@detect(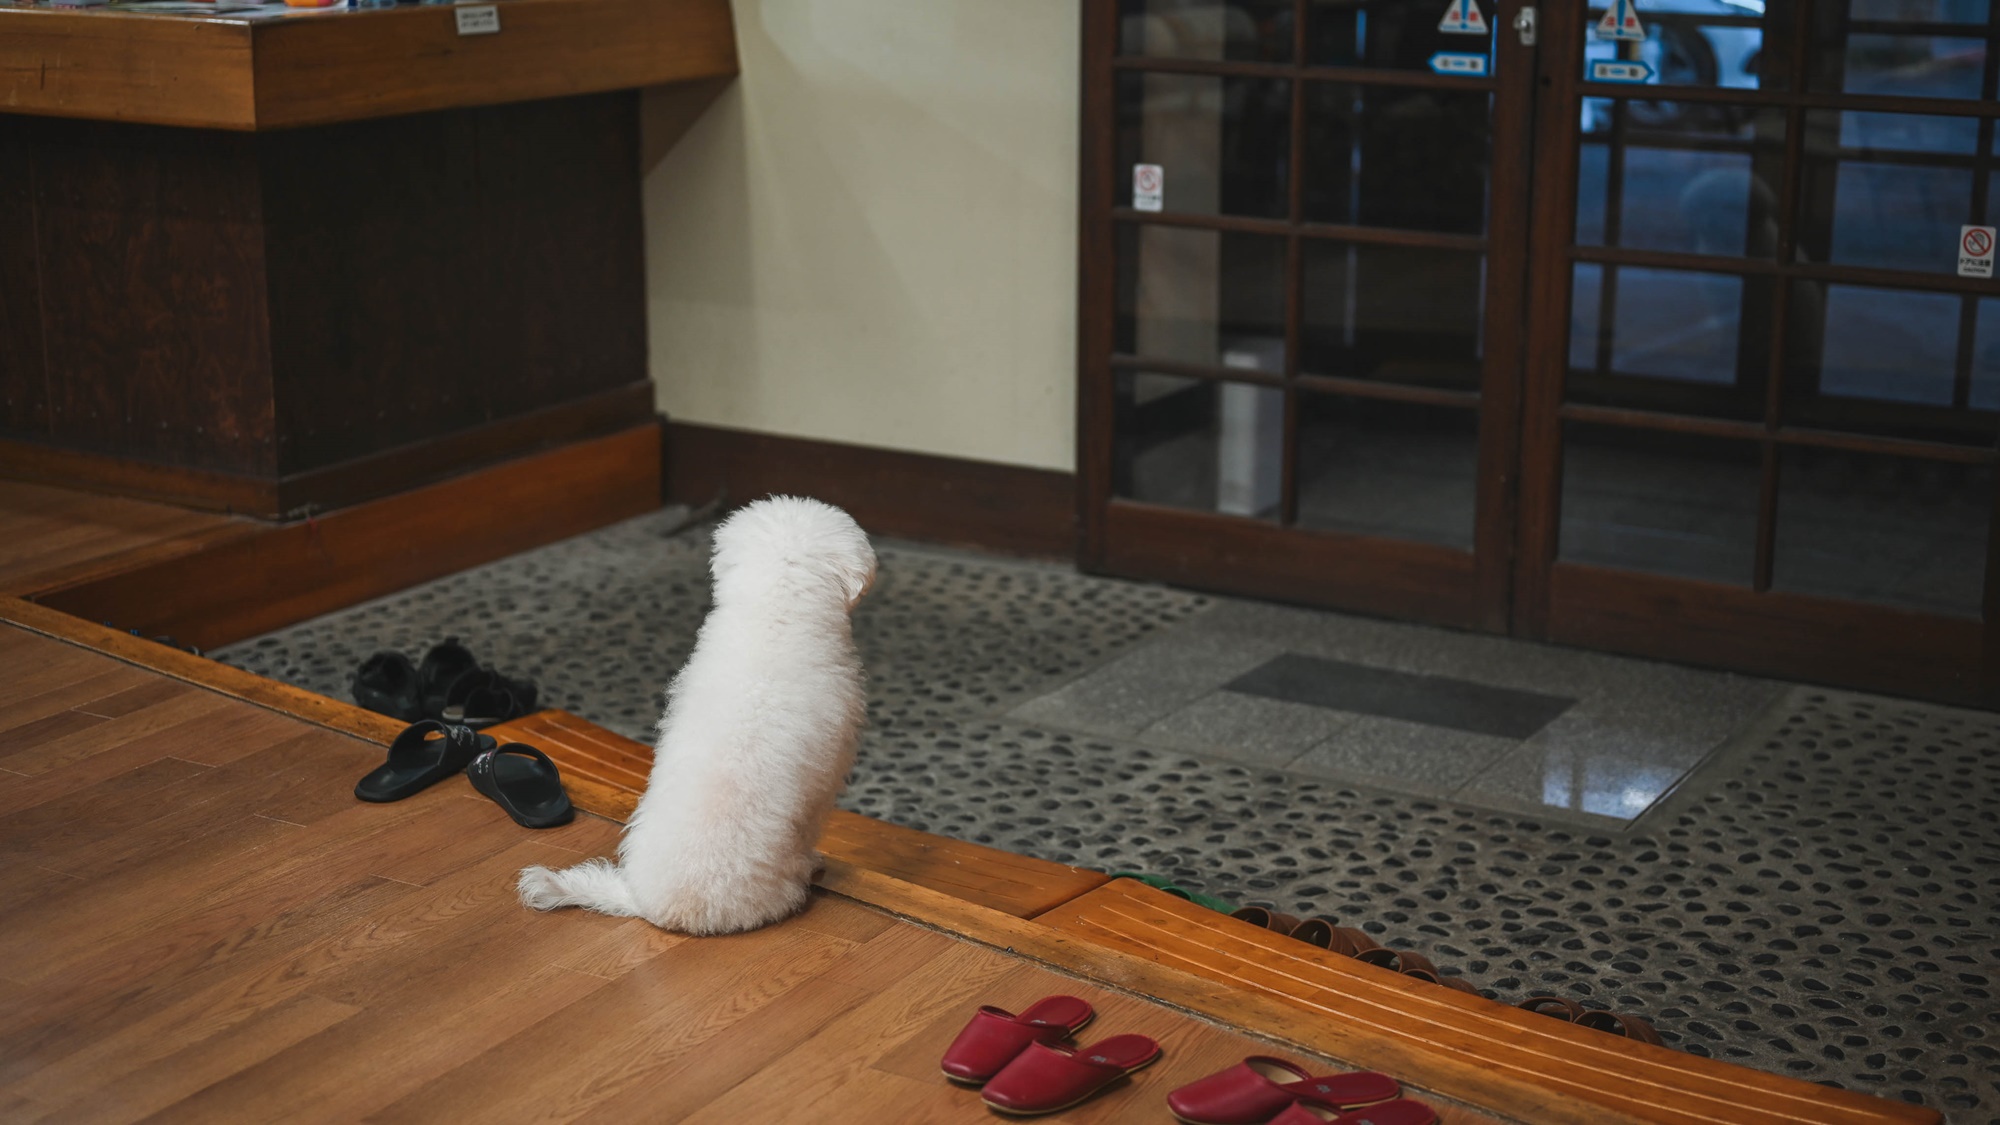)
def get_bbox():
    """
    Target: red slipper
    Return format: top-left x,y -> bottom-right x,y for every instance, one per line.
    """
1270,1097 -> 1438,1125
1168,1057 -> 1399,1125
979,1032 -> 1162,1116
939,995 -> 1095,1084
